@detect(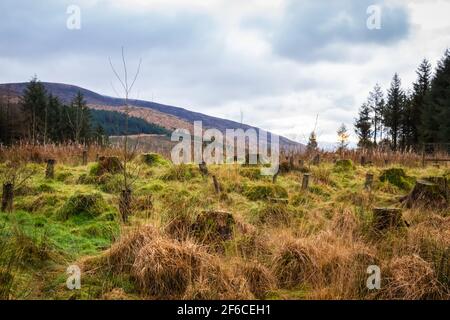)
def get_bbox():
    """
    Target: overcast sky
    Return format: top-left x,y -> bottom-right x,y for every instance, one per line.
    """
1,0 -> 449,146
